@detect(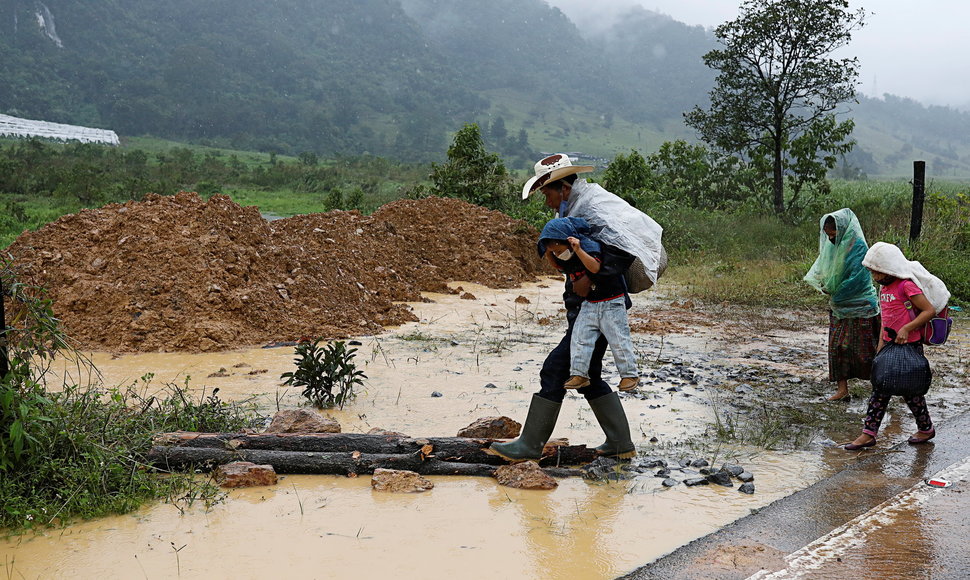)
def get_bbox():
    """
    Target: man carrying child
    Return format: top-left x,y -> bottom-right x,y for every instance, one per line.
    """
490,154 -> 664,462
537,217 -> 640,392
